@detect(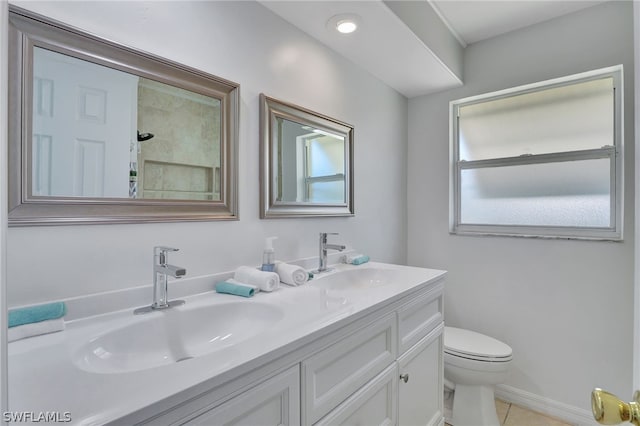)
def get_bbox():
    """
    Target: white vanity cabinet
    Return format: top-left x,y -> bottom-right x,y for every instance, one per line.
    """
307,283 -> 444,426
8,263 -> 446,425
130,276 -> 444,426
